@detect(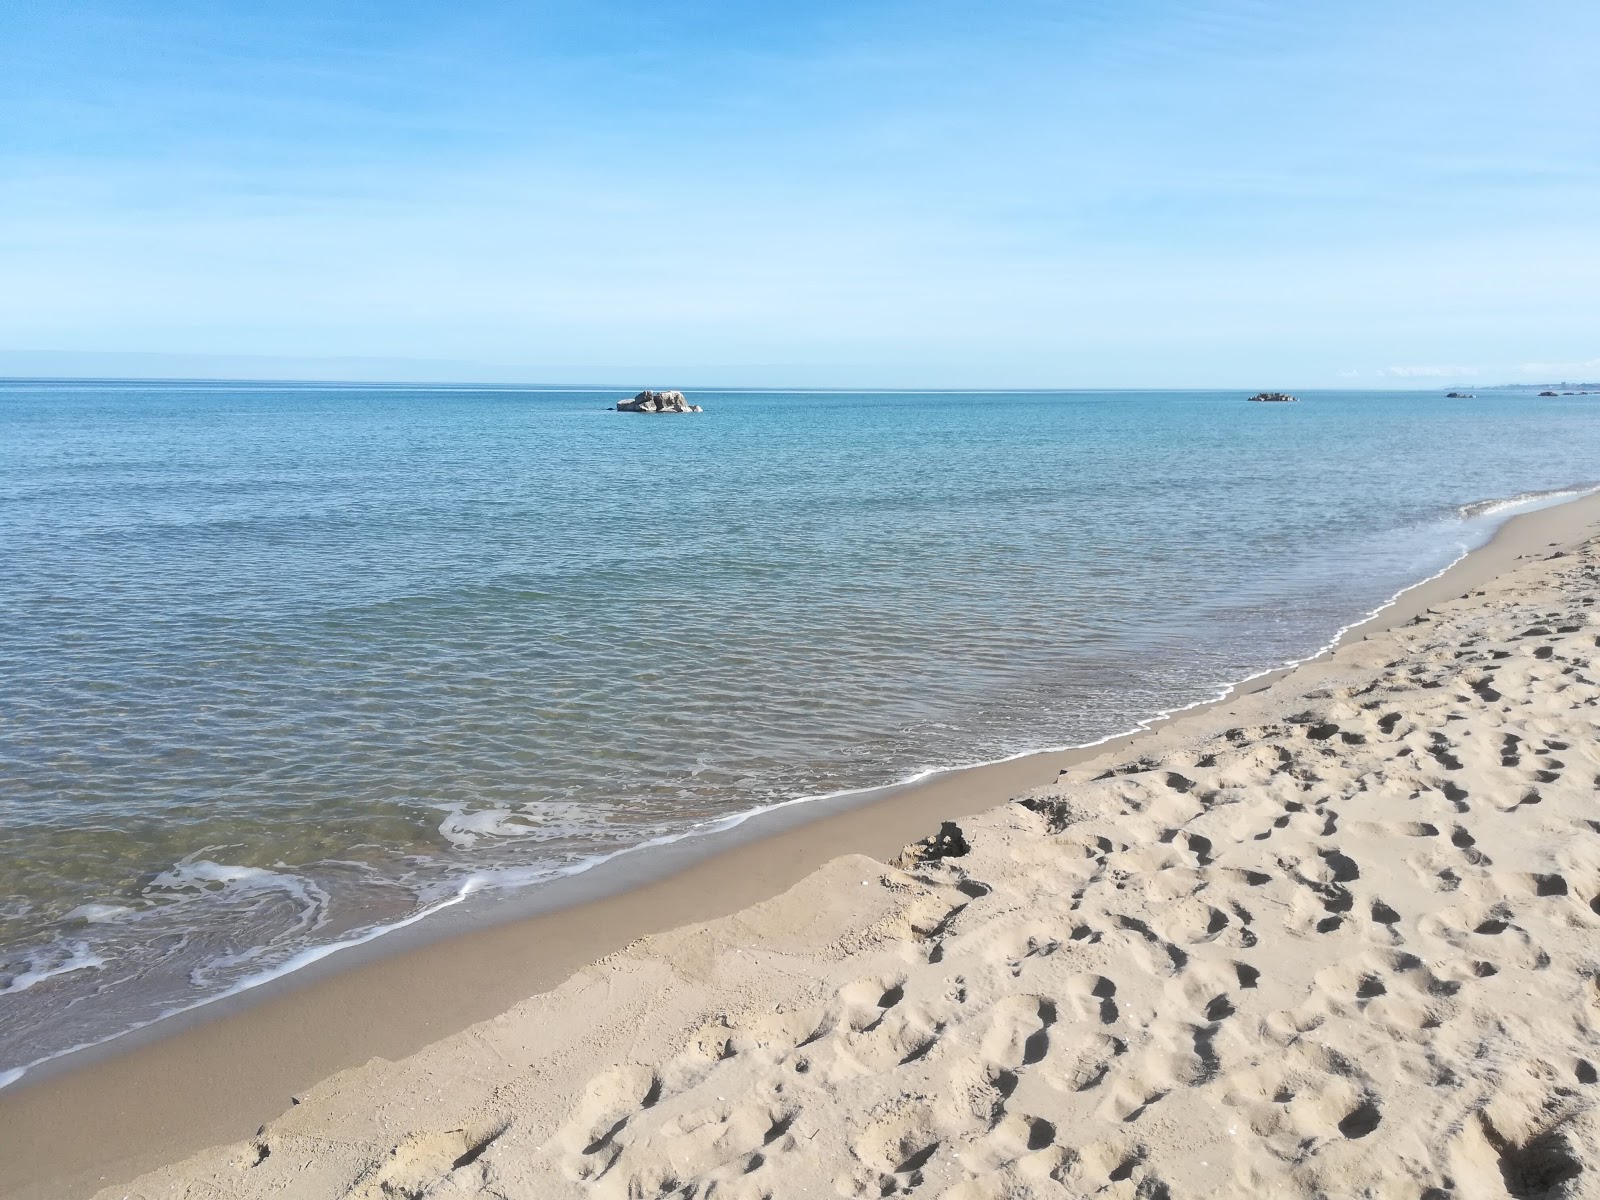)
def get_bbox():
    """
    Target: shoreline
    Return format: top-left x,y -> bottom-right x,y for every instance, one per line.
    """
4,488 -> 1600,1197
3,486 -> 1586,1093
